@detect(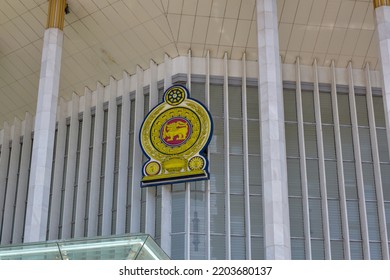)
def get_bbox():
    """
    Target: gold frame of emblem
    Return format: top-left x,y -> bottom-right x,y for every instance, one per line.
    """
139,85 -> 212,187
